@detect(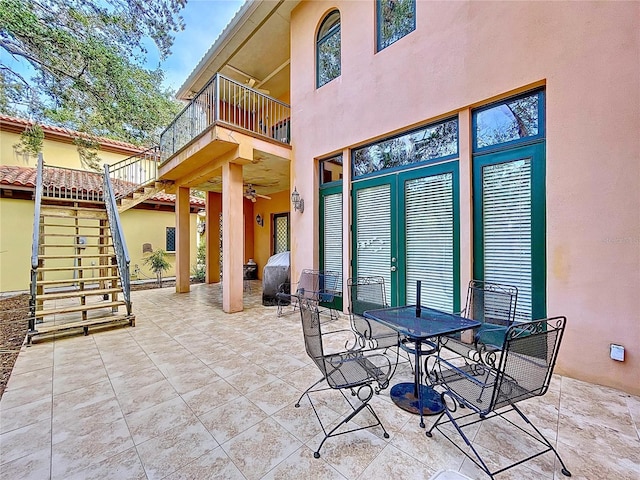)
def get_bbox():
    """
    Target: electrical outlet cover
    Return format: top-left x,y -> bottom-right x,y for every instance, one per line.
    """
610,344 -> 625,362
